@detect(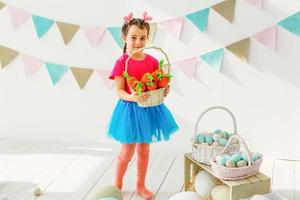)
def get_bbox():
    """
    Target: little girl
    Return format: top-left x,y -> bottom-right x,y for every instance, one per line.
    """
107,12 -> 179,200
